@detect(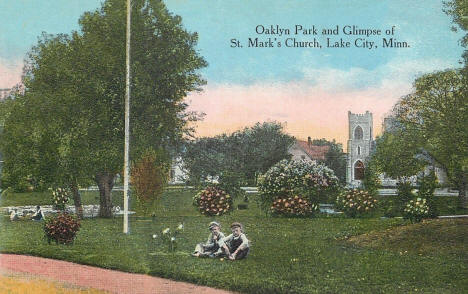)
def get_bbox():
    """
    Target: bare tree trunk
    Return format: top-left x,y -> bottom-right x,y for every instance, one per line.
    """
70,180 -> 83,219
96,172 -> 115,218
